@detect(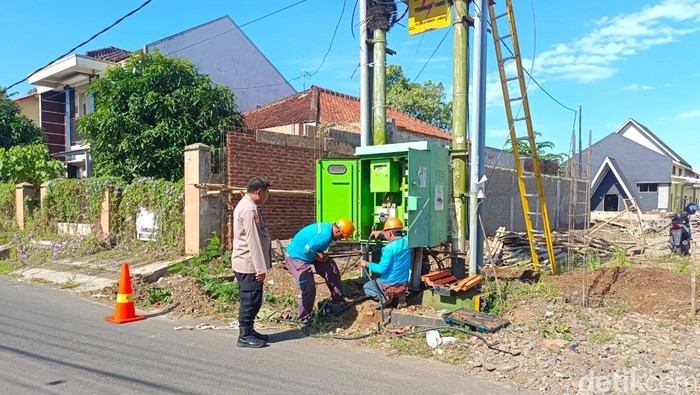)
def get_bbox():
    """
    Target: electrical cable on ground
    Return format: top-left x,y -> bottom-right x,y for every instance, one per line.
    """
392,325 -> 521,356
4,0 -> 154,92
